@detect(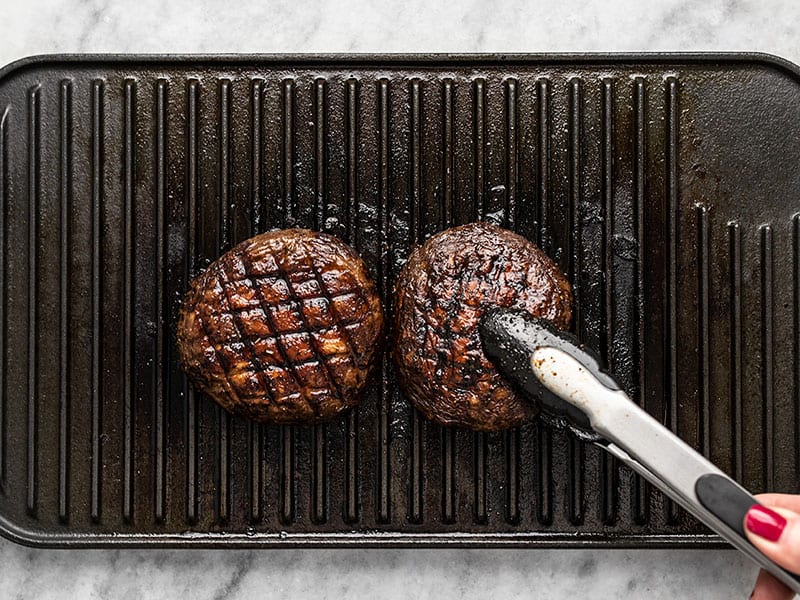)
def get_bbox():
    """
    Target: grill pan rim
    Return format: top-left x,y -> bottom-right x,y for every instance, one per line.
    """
0,513 -> 728,550
2,51 -> 800,81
